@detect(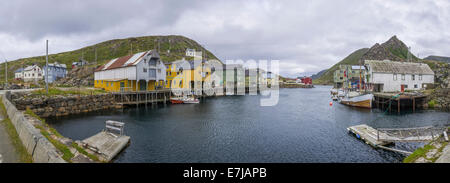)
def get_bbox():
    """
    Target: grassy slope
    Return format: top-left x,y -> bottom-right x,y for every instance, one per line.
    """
313,48 -> 369,85
0,35 -> 220,83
